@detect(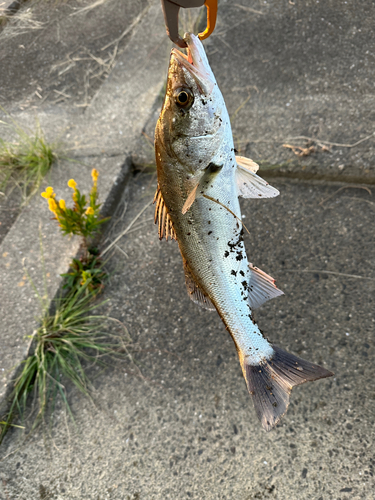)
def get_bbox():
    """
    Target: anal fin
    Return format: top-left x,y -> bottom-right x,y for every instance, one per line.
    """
153,185 -> 177,241
183,258 -> 216,311
247,263 -> 284,309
